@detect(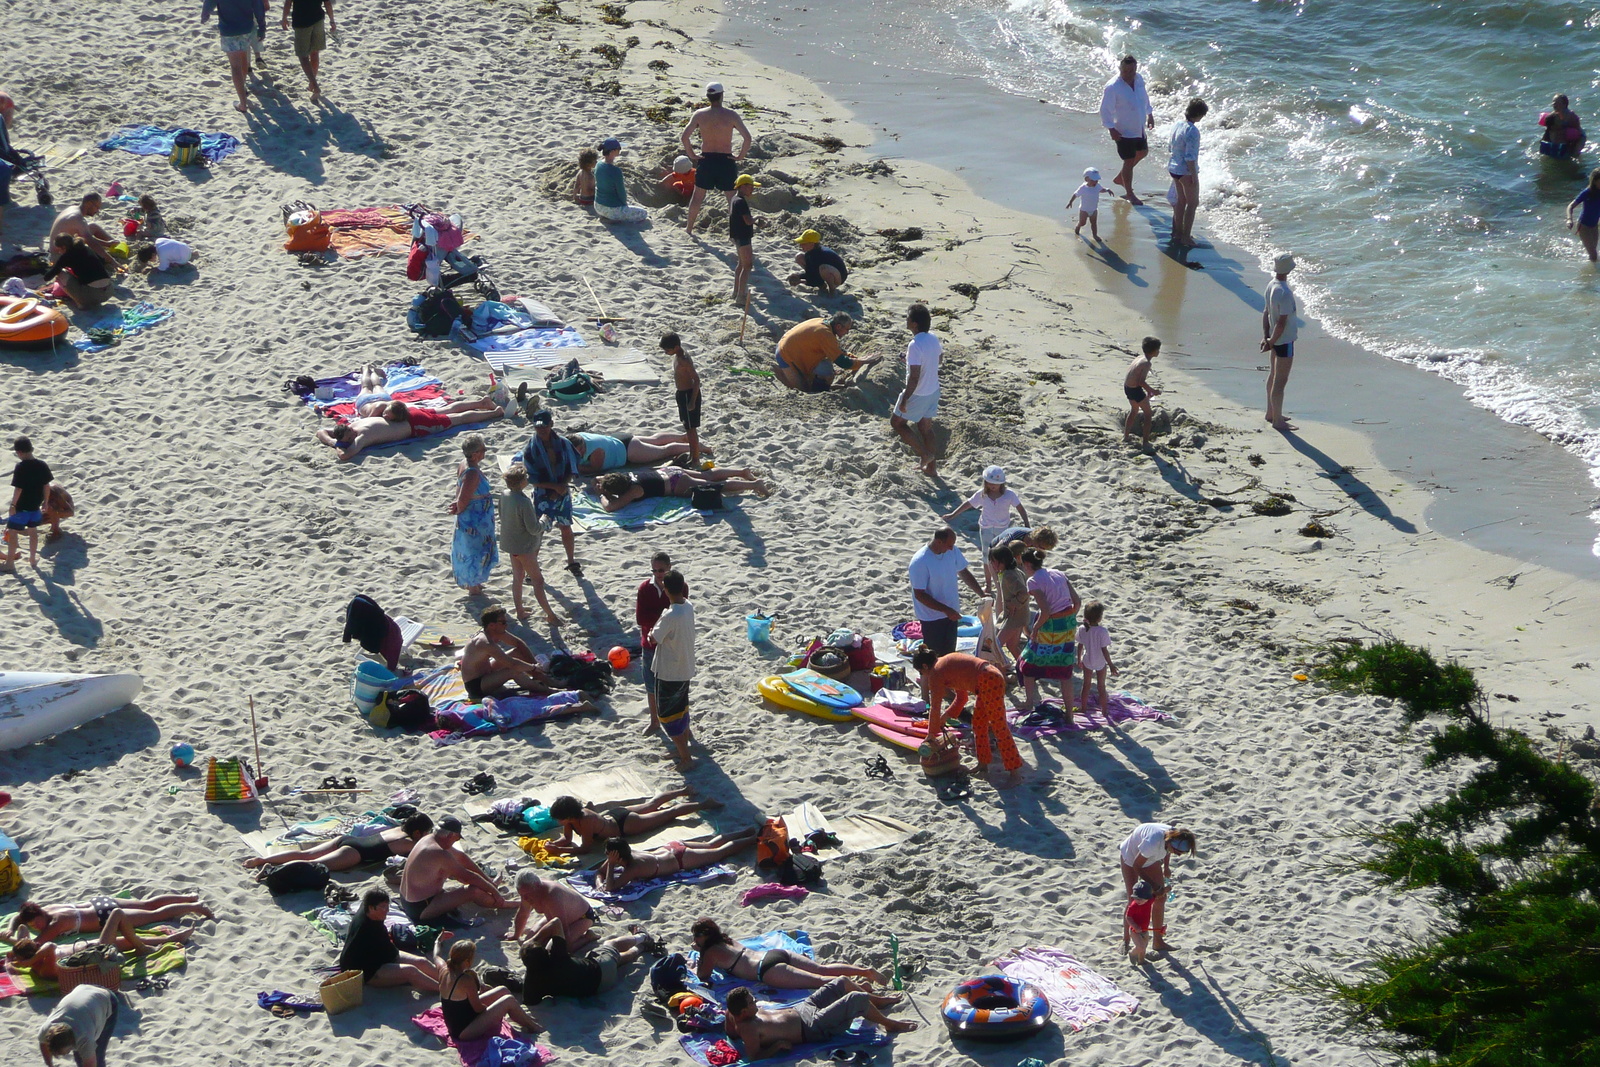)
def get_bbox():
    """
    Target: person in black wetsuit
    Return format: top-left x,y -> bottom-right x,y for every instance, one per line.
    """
337,889 -> 441,992
433,937 -> 543,1041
